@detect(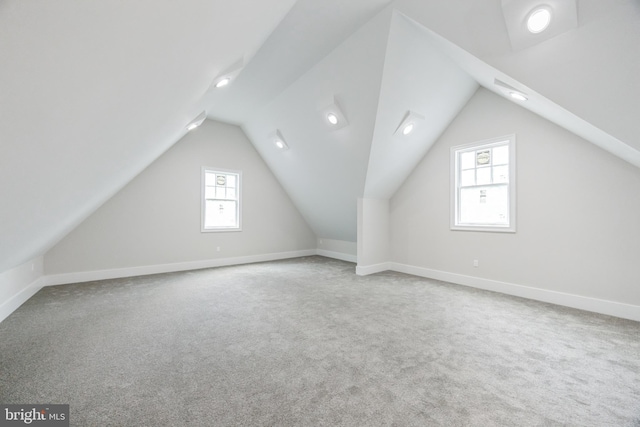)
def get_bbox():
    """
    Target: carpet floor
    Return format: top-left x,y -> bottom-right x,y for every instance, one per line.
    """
1,256 -> 639,426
